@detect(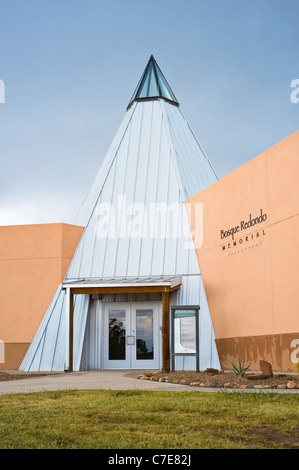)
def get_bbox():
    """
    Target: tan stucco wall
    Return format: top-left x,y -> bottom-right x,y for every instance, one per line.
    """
187,130 -> 299,371
0,223 -> 84,369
